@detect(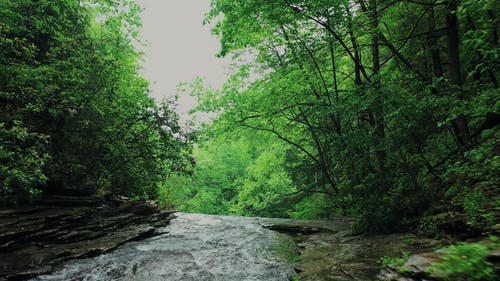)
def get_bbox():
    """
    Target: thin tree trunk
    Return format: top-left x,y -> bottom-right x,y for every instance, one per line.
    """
445,0 -> 462,86
347,5 -> 363,85
428,4 -> 444,78
370,0 -> 380,77
329,40 -> 342,135
487,10 -> 498,45
370,0 -> 386,177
